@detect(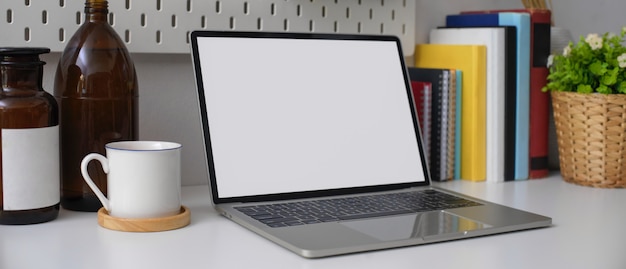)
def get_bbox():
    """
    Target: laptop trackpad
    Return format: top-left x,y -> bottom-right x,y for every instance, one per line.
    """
340,211 -> 491,242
